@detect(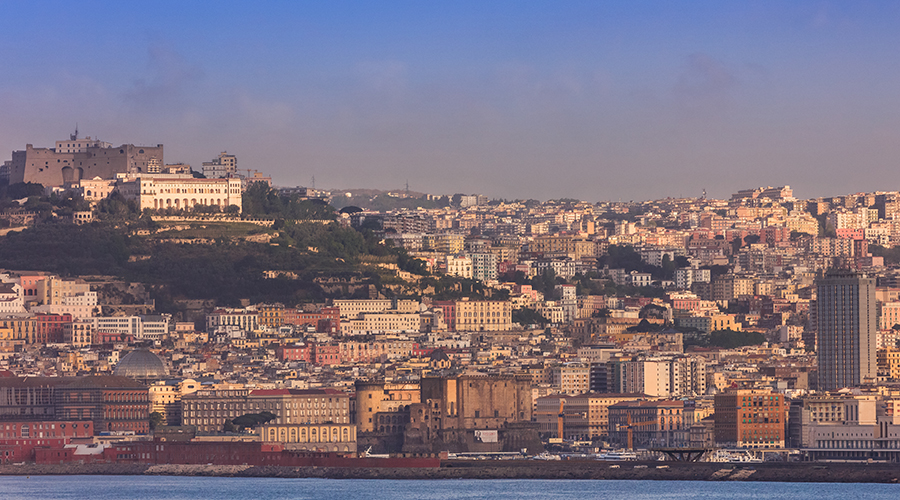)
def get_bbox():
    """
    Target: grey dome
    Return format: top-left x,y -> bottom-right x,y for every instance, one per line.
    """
114,349 -> 168,379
